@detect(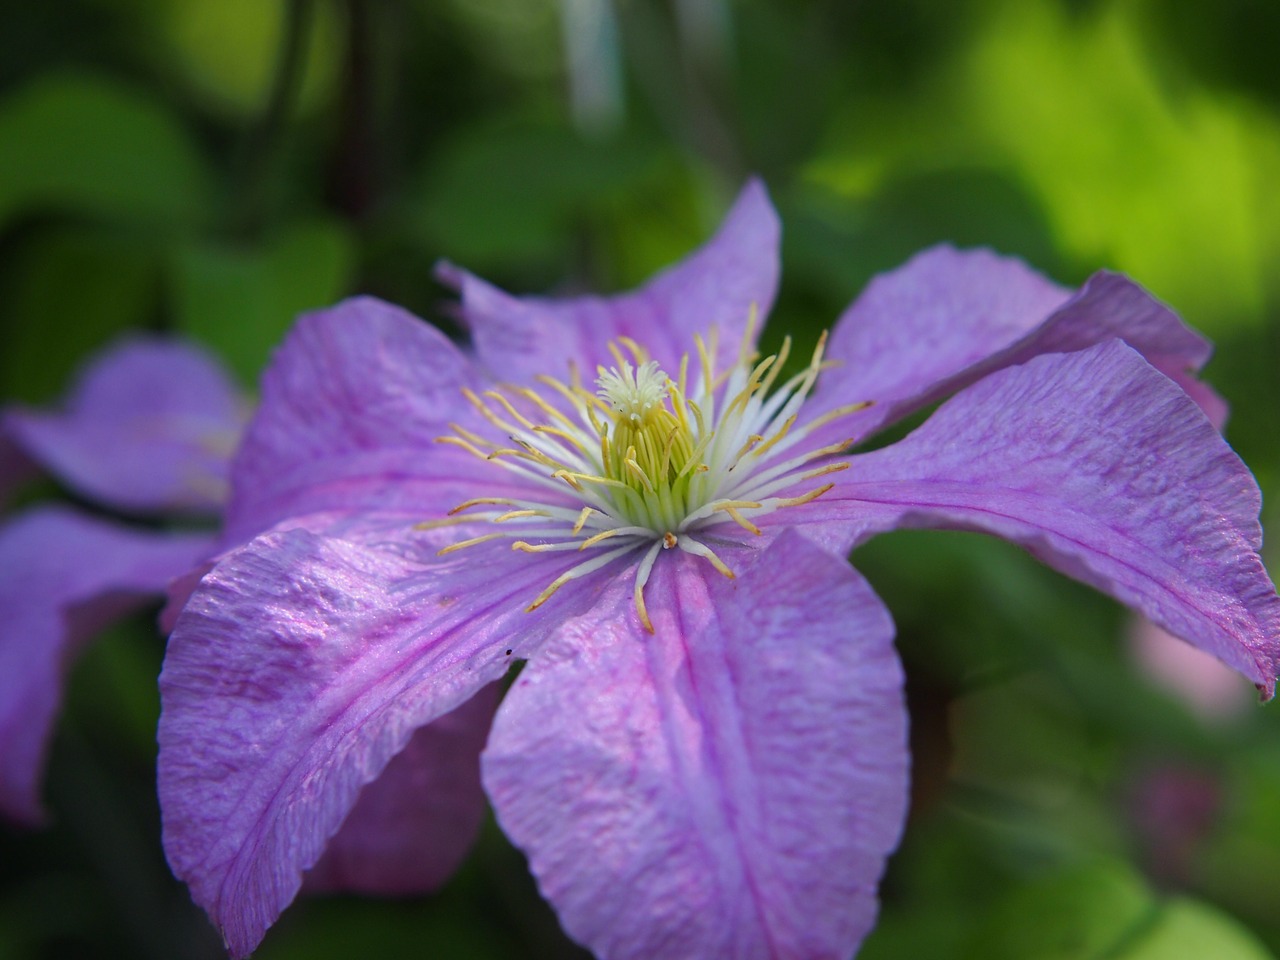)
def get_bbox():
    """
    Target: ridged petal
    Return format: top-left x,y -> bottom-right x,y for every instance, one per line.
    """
483,532 -> 909,960
222,296 -> 492,545
810,247 -> 1220,442
798,341 -> 1280,696
158,529 -> 624,957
